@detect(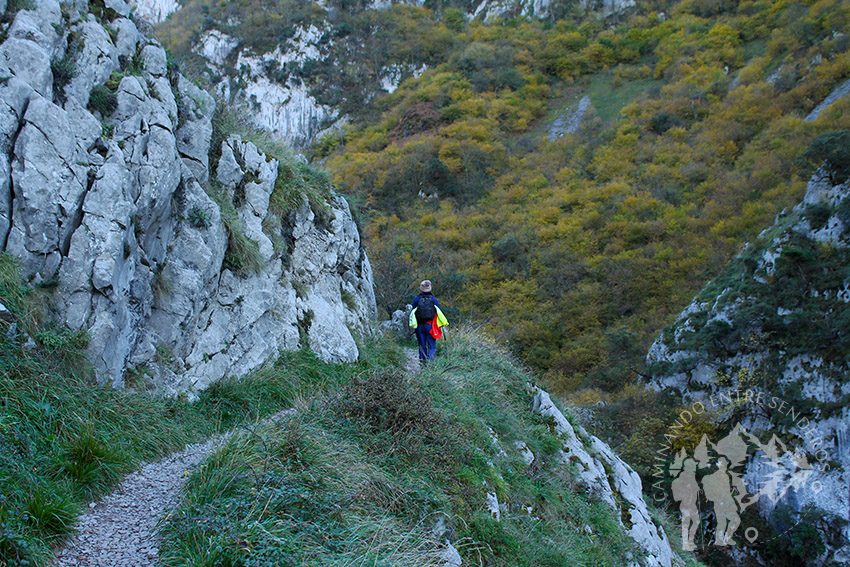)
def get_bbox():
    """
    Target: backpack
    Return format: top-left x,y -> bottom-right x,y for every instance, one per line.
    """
416,295 -> 437,323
